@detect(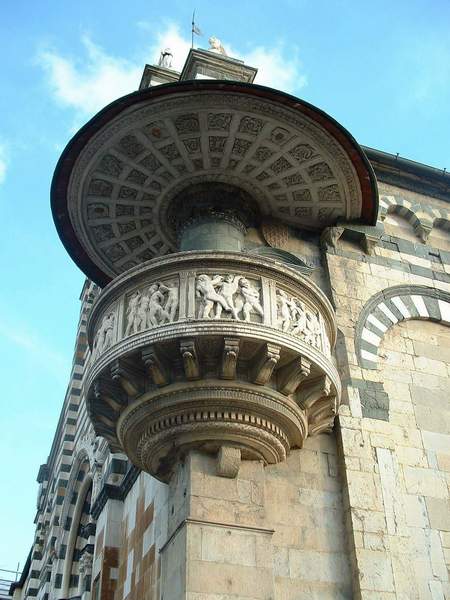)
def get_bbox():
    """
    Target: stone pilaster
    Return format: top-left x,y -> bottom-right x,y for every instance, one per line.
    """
160,451 -> 275,600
